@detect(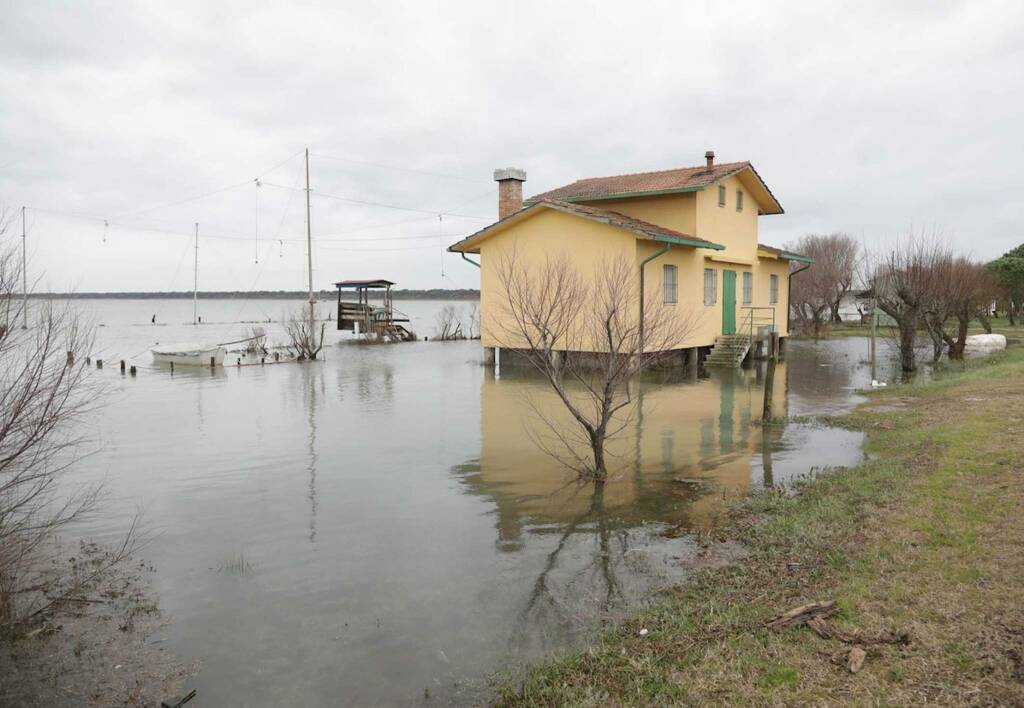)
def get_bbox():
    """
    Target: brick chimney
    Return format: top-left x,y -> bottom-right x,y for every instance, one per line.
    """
494,167 -> 527,219
705,150 -> 715,168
